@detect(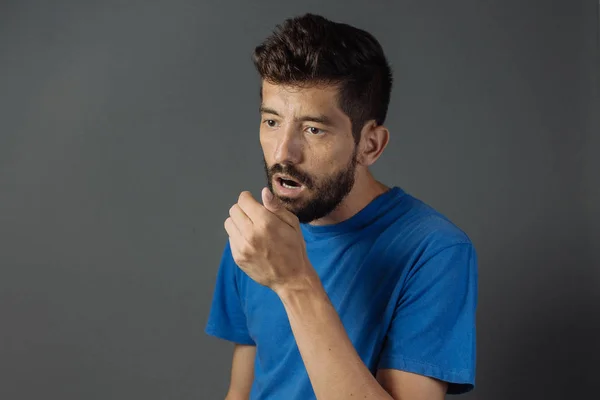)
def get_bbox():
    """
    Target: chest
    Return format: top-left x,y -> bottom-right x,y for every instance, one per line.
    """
240,235 -> 410,355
